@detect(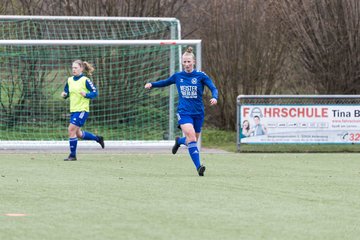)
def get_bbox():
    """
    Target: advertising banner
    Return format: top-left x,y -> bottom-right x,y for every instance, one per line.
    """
239,105 -> 360,144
